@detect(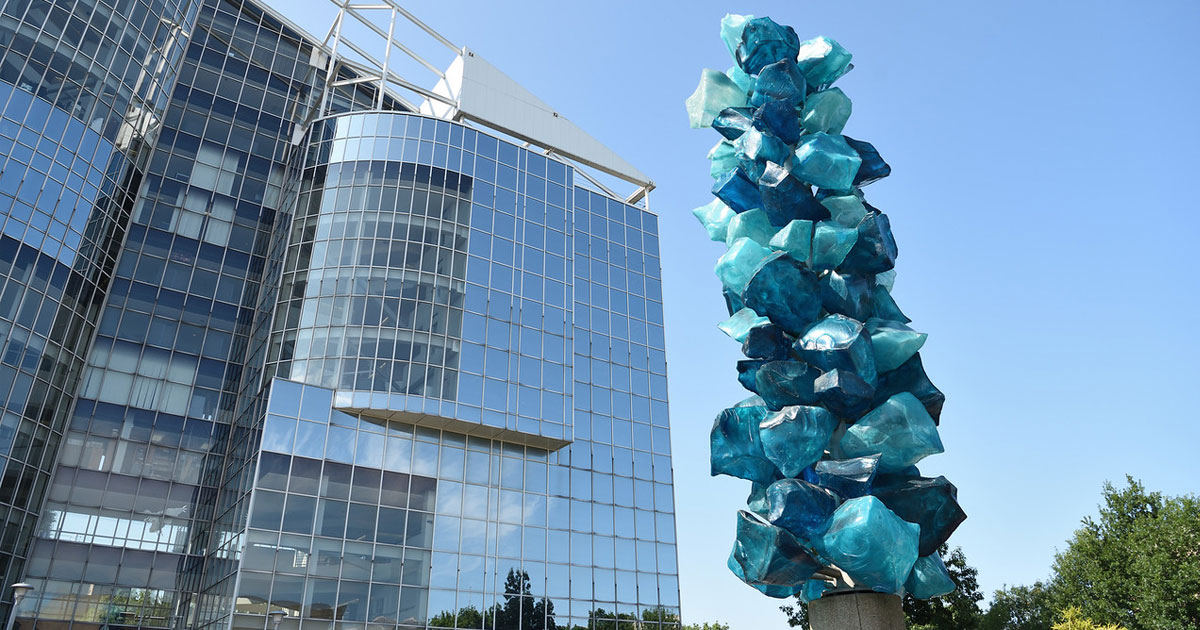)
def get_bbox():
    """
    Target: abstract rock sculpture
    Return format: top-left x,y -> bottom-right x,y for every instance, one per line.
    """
688,14 -> 965,602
